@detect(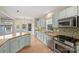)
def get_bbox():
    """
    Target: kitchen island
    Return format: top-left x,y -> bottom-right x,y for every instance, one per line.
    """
0,32 -> 31,53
